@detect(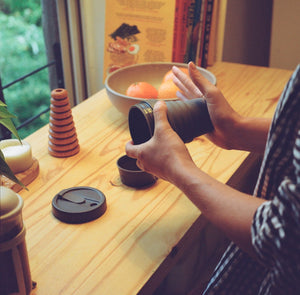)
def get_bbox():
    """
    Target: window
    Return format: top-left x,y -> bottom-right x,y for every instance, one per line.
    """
0,0 -> 64,139
0,0 -> 90,139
